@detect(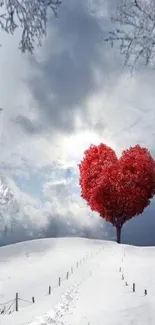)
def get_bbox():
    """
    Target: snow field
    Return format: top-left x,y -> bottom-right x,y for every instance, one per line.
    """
0,238 -> 155,325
